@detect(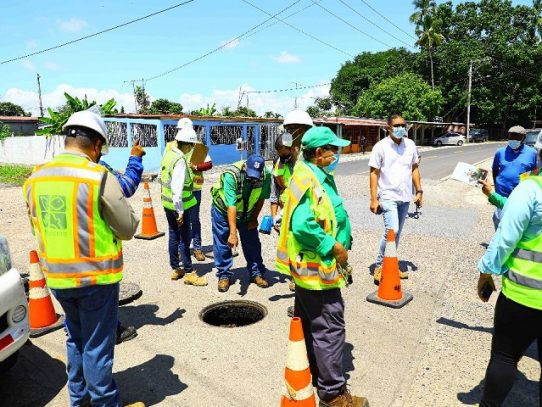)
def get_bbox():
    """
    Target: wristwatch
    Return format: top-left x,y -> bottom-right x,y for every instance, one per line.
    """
416,190 -> 423,194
